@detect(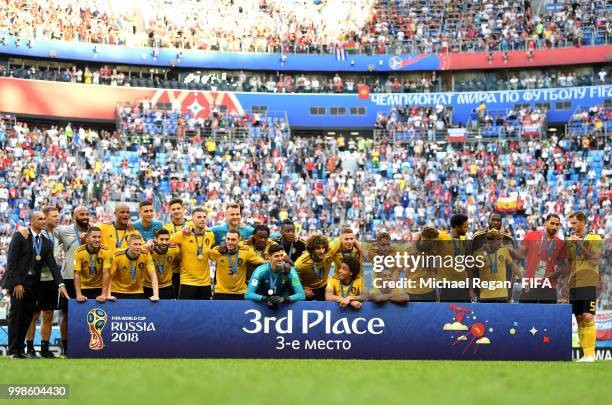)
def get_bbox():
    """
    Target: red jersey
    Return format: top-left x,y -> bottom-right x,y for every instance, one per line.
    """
522,230 -> 566,287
